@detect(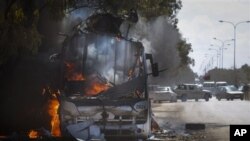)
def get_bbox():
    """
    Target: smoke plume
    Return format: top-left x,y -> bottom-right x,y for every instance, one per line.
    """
121,16 -> 195,86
